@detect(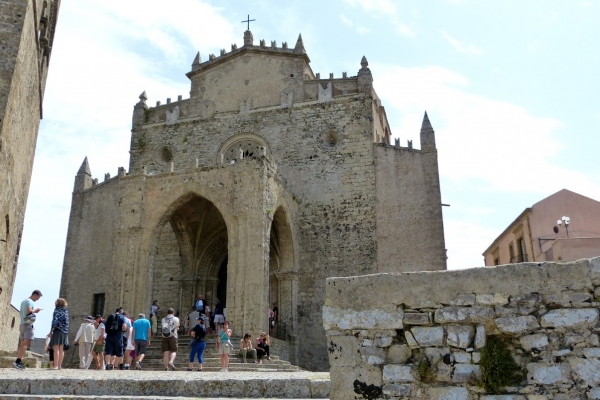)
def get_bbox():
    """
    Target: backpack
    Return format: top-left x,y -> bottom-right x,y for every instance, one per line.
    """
106,313 -> 122,335
162,316 -> 176,337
